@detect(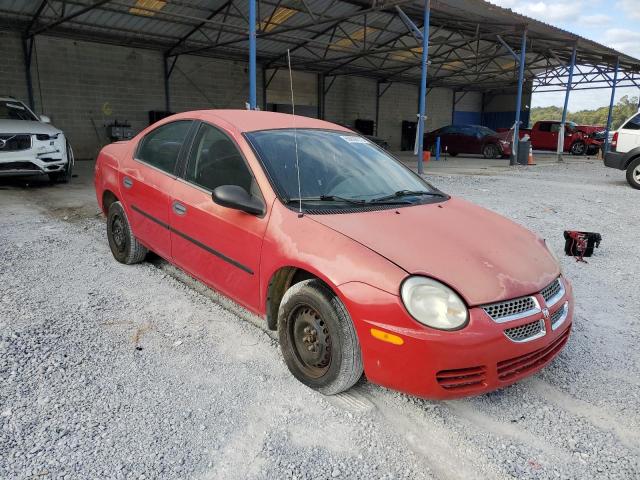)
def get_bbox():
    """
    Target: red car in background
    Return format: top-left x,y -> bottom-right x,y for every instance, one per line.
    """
511,121 -> 604,155
94,110 -> 573,399
423,124 -> 513,159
